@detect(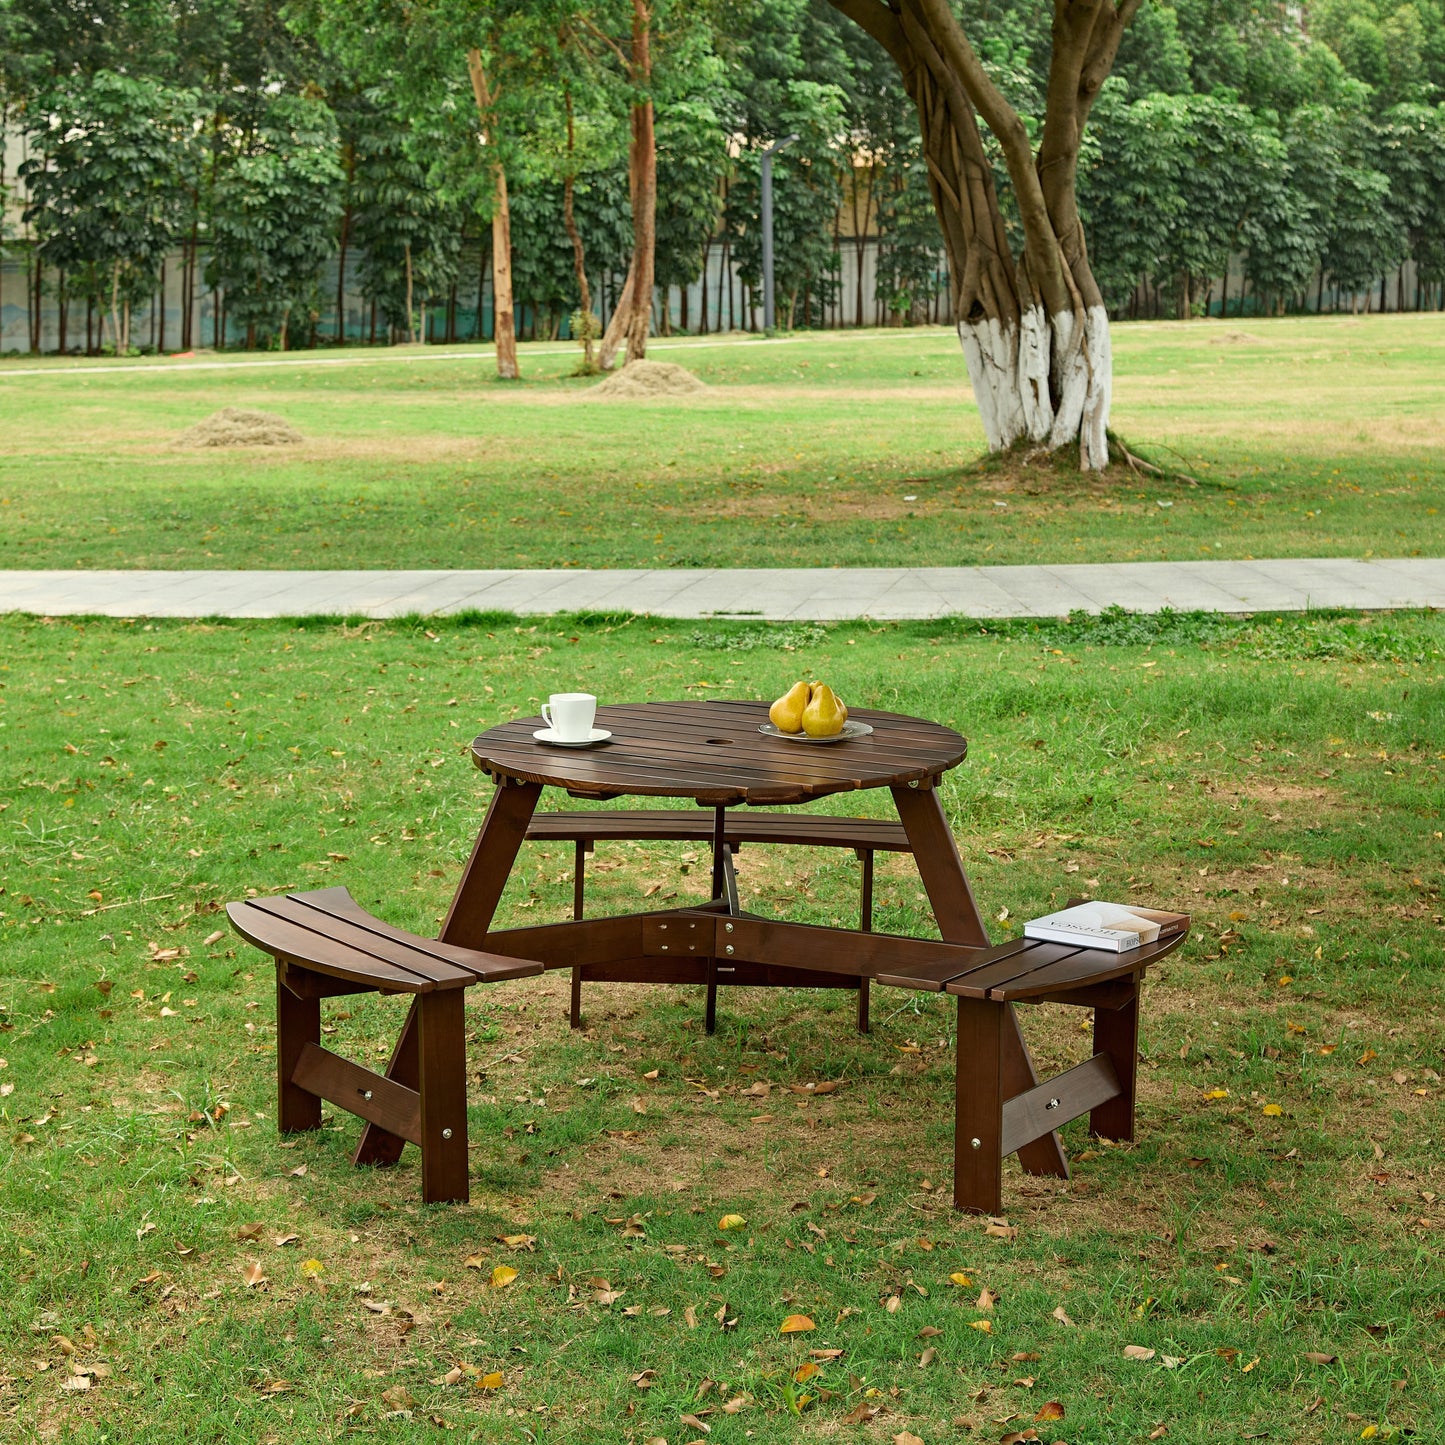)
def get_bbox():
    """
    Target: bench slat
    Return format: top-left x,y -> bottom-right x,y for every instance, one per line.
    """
287,886 -> 541,981
228,901 -> 437,993
525,809 -> 911,852
253,894 -> 478,988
